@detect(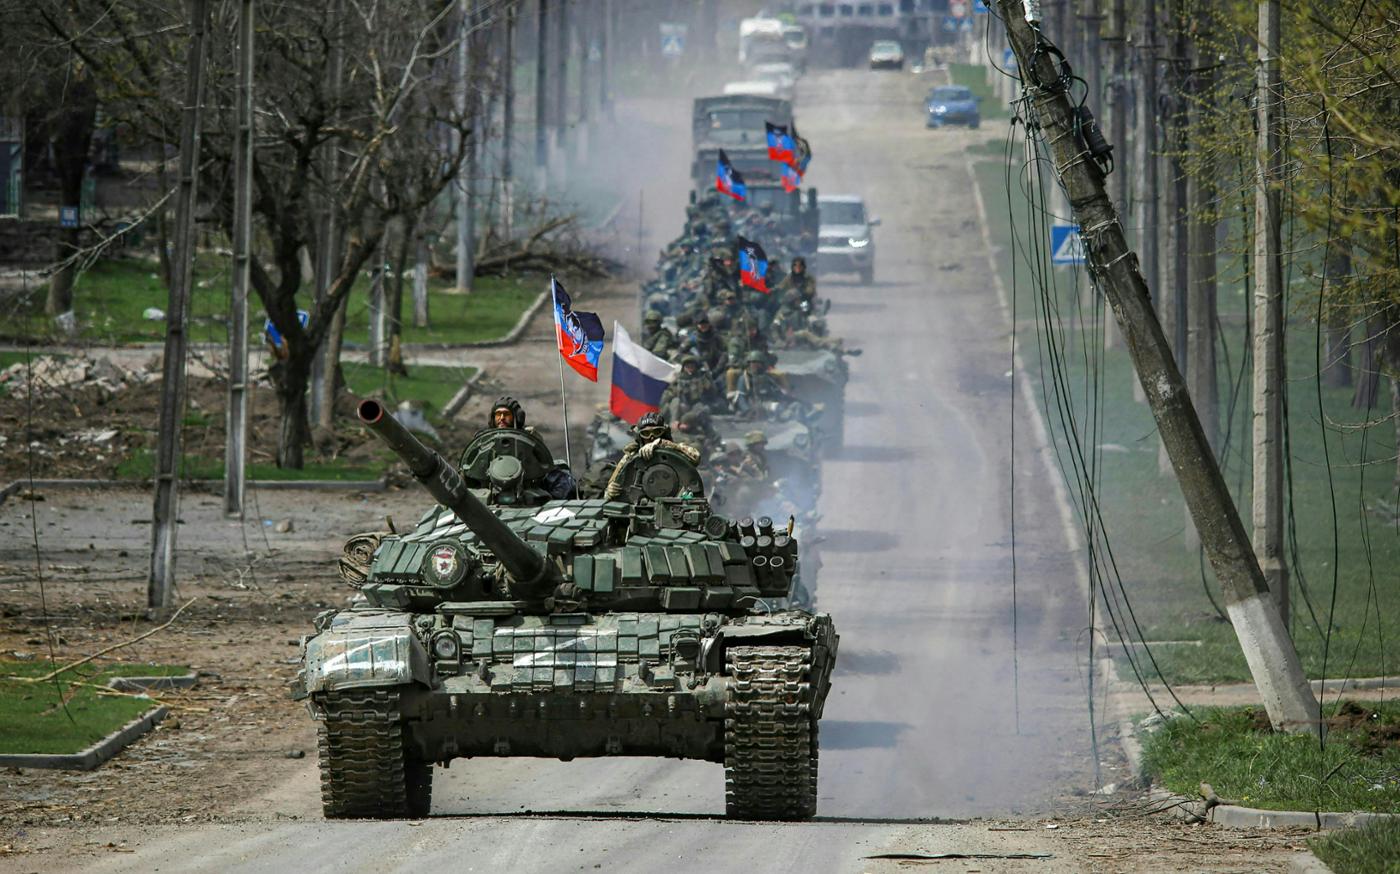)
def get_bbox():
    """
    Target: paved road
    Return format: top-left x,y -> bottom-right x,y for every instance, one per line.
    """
40,67 -> 1099,873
